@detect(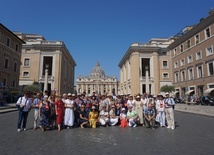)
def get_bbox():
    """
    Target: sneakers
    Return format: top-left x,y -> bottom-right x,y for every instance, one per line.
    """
23,128 -> 27,131
133,124 -> 137,128
167,126 -> 171,129
171,127 -> 175,130
17,129 -> 21,132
